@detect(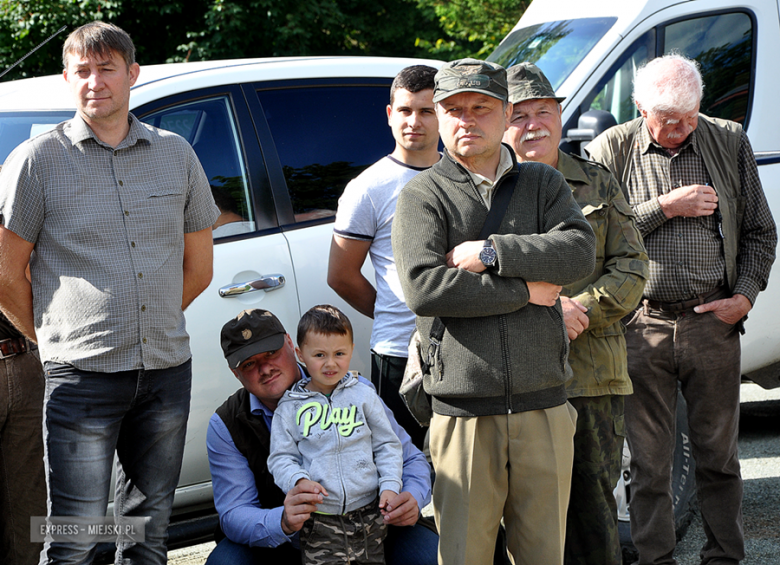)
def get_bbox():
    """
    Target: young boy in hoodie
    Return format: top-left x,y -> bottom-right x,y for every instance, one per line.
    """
268,305 -> 403,565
